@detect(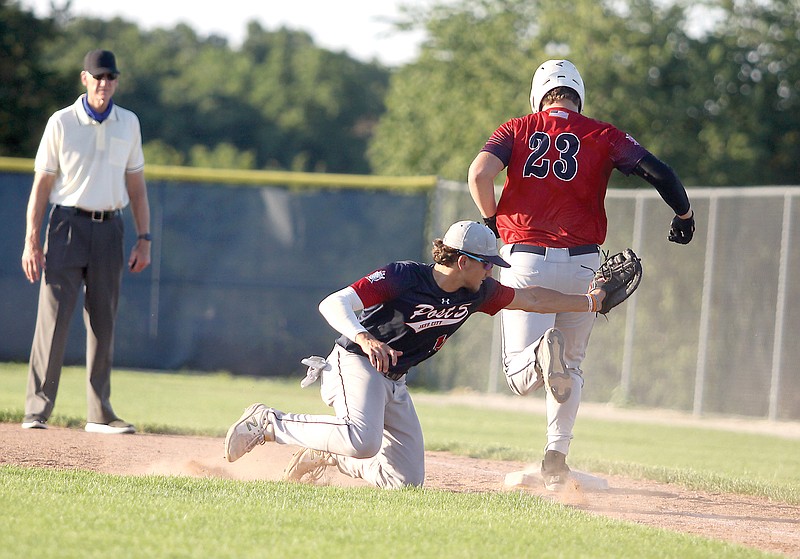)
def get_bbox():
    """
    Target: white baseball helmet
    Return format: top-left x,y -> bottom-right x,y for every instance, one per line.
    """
529,59 -> 585,113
